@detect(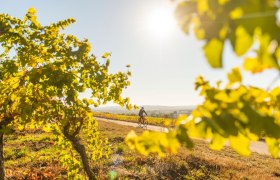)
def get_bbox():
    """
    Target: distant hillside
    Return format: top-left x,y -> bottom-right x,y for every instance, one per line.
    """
92,105 -> 196,116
